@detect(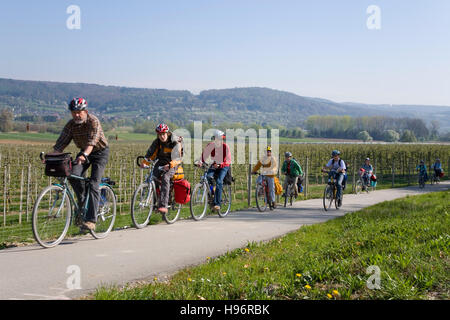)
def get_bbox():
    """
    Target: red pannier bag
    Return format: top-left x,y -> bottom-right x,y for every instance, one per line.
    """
173,179 -> 191,204
439,171 -> 445,178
